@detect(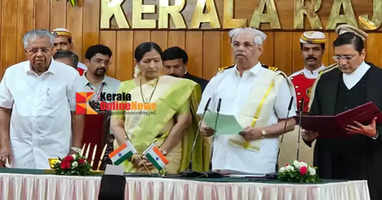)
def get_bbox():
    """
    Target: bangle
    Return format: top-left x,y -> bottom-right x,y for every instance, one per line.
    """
70,146 -> 81,153
161,150 -> 168,156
